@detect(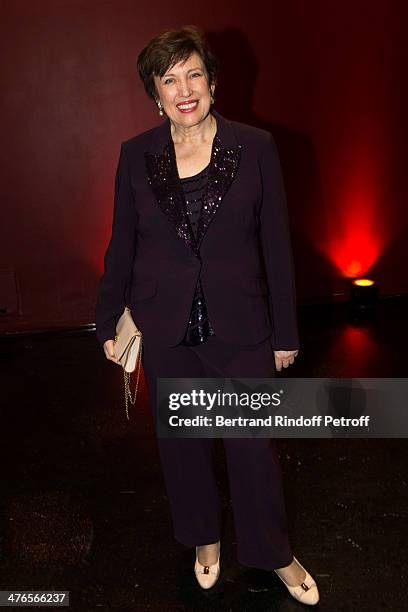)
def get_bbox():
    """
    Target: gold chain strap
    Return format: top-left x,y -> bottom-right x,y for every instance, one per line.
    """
123,337 -> 143,420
